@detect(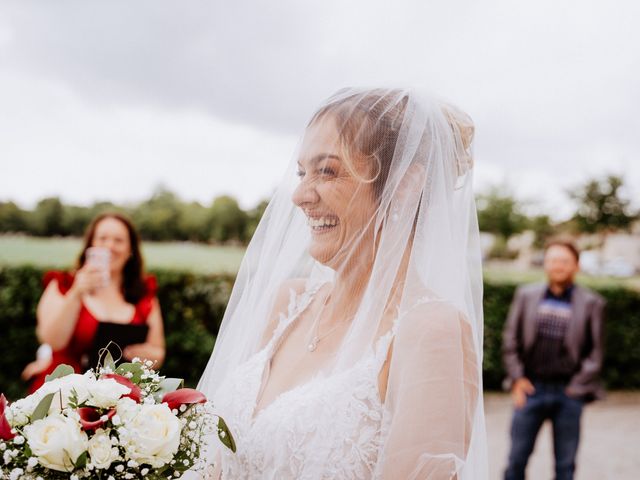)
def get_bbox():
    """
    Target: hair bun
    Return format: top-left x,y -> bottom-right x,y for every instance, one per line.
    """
442,103 -> 474,176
